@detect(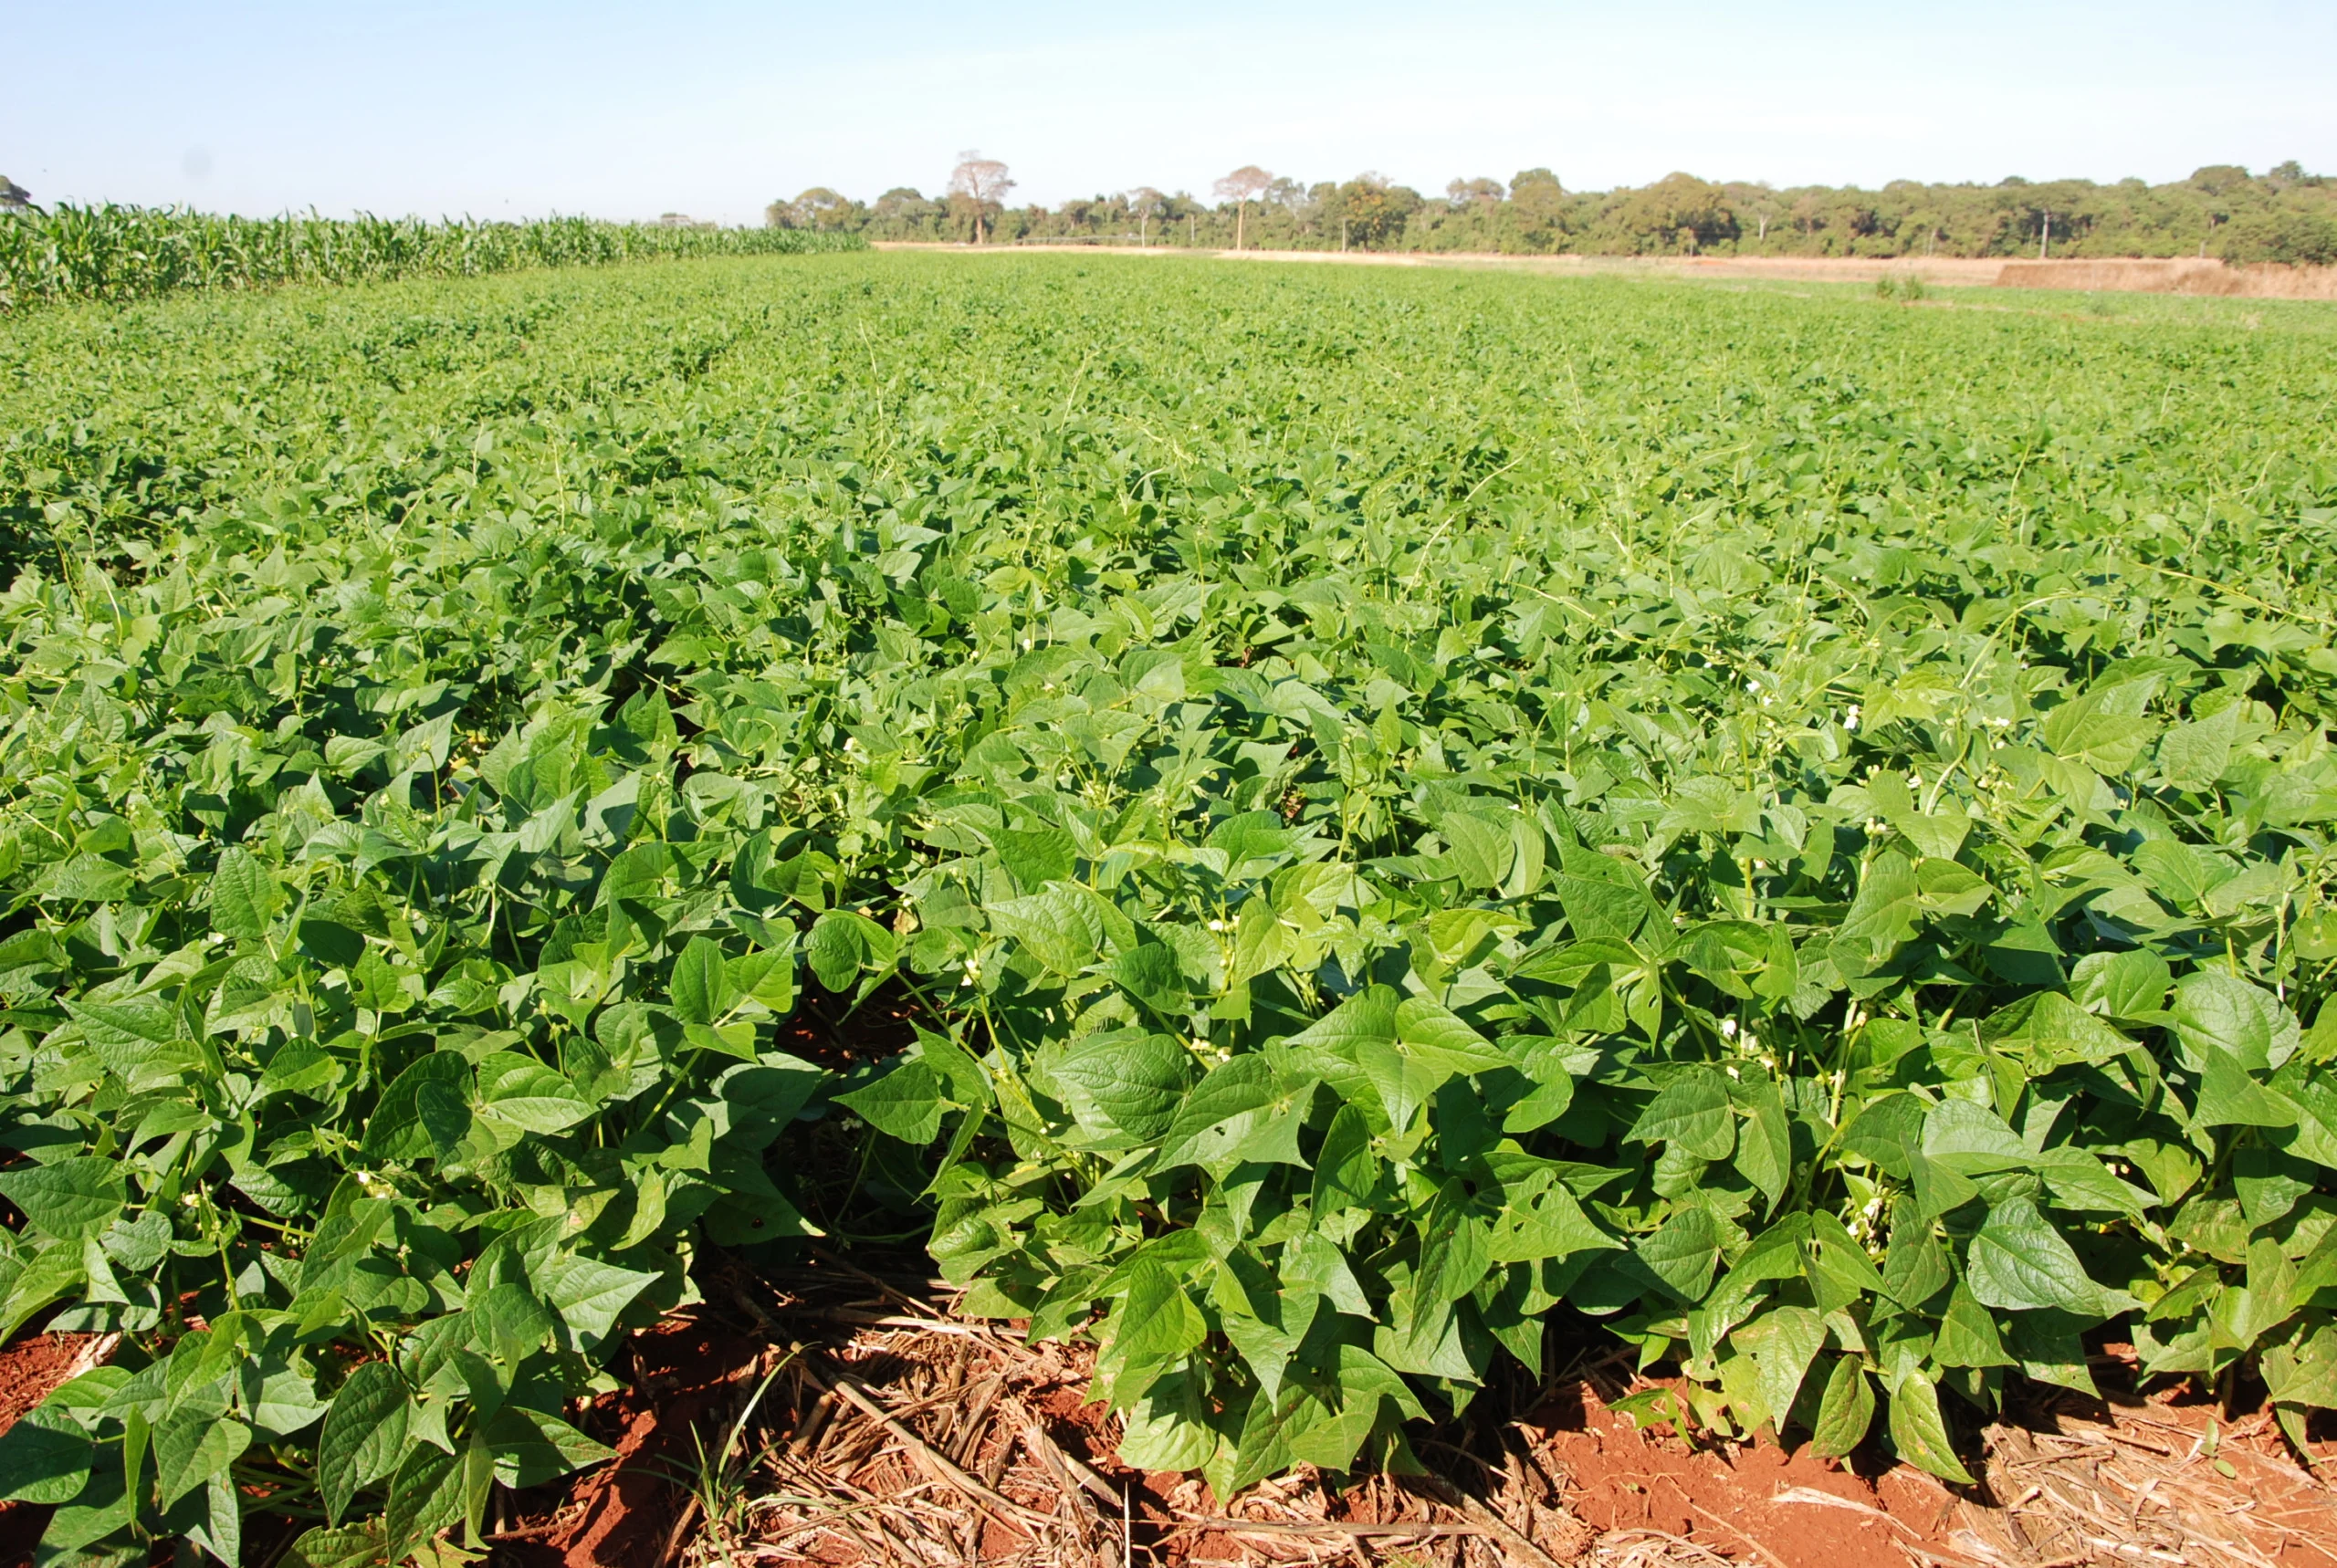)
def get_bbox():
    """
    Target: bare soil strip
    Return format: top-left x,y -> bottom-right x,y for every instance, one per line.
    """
867,242 -> 2337,298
